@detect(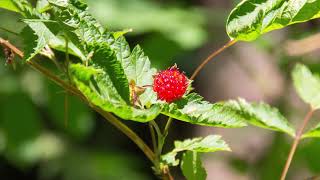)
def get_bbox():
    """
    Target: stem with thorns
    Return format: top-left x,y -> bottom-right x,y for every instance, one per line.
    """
280,107 -> 315,180
190,39 -> 237,80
